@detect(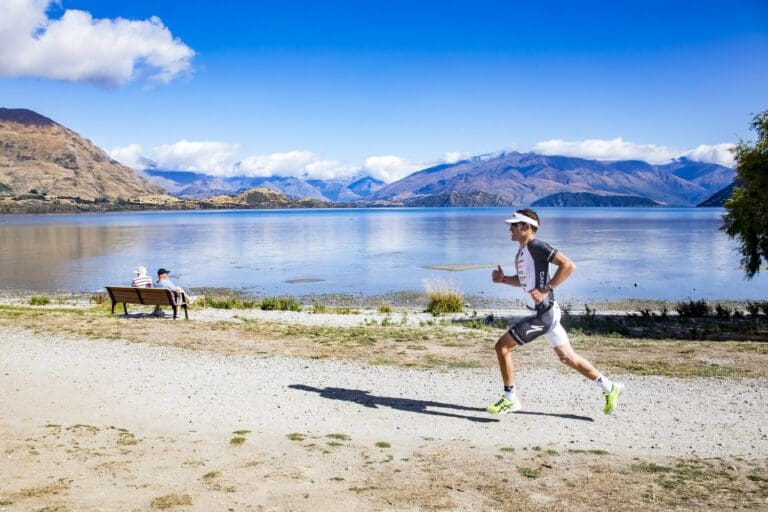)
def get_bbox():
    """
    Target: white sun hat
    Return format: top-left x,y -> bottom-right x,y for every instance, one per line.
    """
504,212 -> 539,228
